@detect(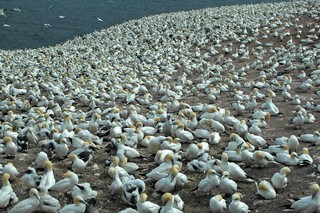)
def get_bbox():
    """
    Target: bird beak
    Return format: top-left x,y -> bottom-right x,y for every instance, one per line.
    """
81,199 -> 89,206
